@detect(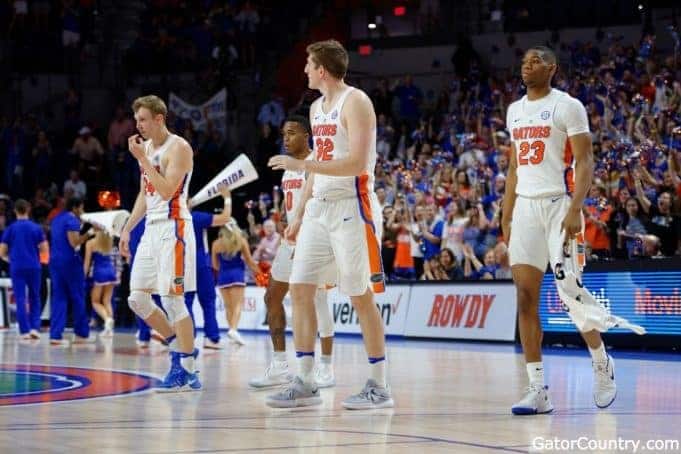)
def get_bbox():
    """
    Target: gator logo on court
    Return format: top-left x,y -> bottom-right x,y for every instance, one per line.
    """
0,364 -> 158,406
